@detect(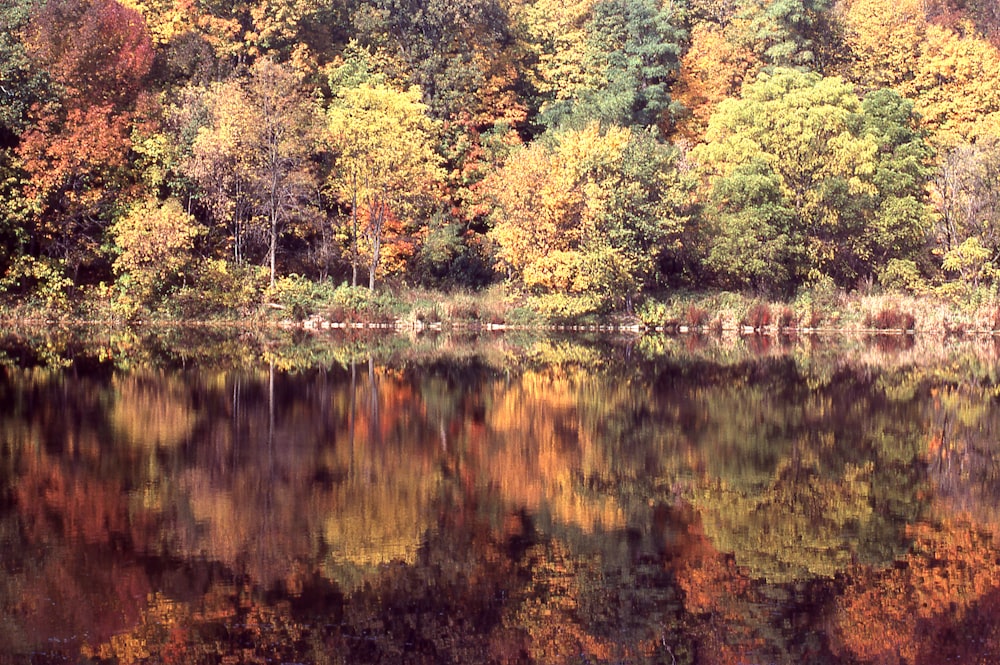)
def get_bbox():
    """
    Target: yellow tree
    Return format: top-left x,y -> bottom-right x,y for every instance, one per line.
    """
671,22 -> 756,143
109,197 -> 205,315
484,123 -> 683,311
326,83 -> 444,290
186,59 -> 319,285
841,0 -> 1000,146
